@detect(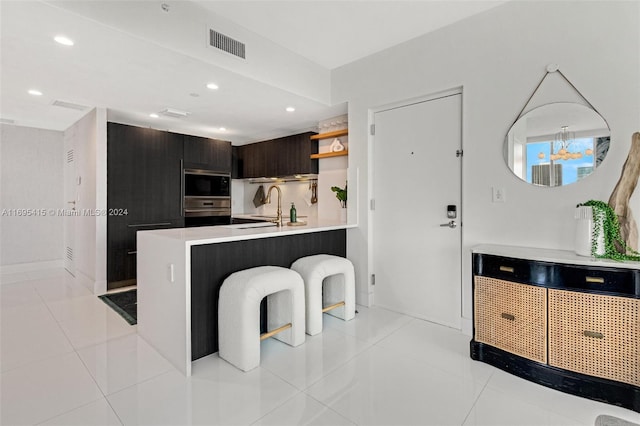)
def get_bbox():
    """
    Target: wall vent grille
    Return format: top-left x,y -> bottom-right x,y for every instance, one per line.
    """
52,100 -> 90,111
66,246 -> 73,261
67,149 -> 74,163
209,29 -> 245,59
